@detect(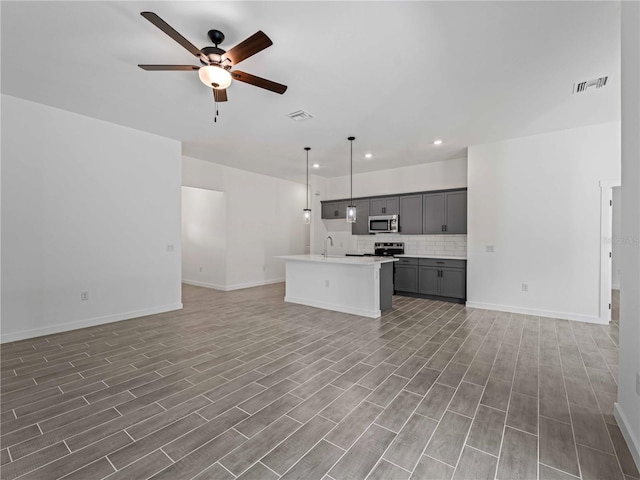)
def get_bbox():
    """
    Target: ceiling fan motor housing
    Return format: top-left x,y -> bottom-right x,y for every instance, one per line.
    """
200,46 -> 227,66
